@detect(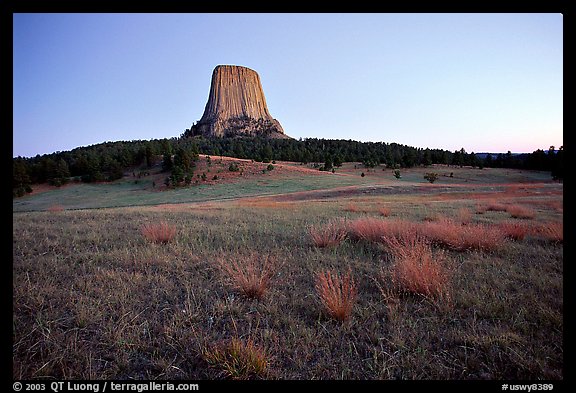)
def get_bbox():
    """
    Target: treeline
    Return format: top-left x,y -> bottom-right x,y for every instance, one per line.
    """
13,136 -> 563,197
183,137 -> 563,178
12,138 -> 199,197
